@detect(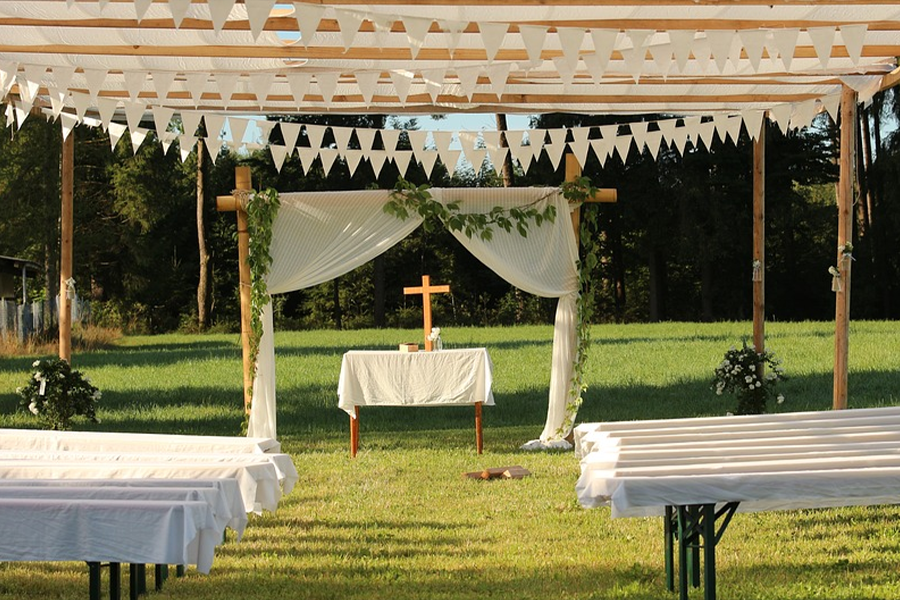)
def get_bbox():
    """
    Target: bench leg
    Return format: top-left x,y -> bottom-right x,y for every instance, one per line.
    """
88,562 -> 102,600
664,506 -> 675,592
702,504 -> 716,600
154,565 -> 168,591
109,563 -> 121,600
676,507 -> 689,600
176,565 -> 185,577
